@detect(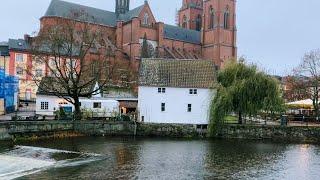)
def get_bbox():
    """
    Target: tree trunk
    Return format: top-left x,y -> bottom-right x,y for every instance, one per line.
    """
73,97 -> 82,121
238,111 -> 243,124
